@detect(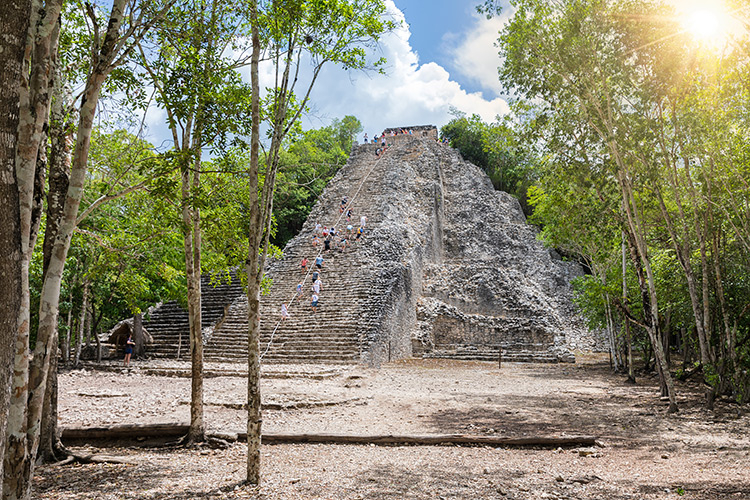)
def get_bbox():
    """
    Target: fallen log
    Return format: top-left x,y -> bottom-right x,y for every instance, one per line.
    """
61,425 -> 597,449
256,433 -> 597,448
62,422 -> 189,440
